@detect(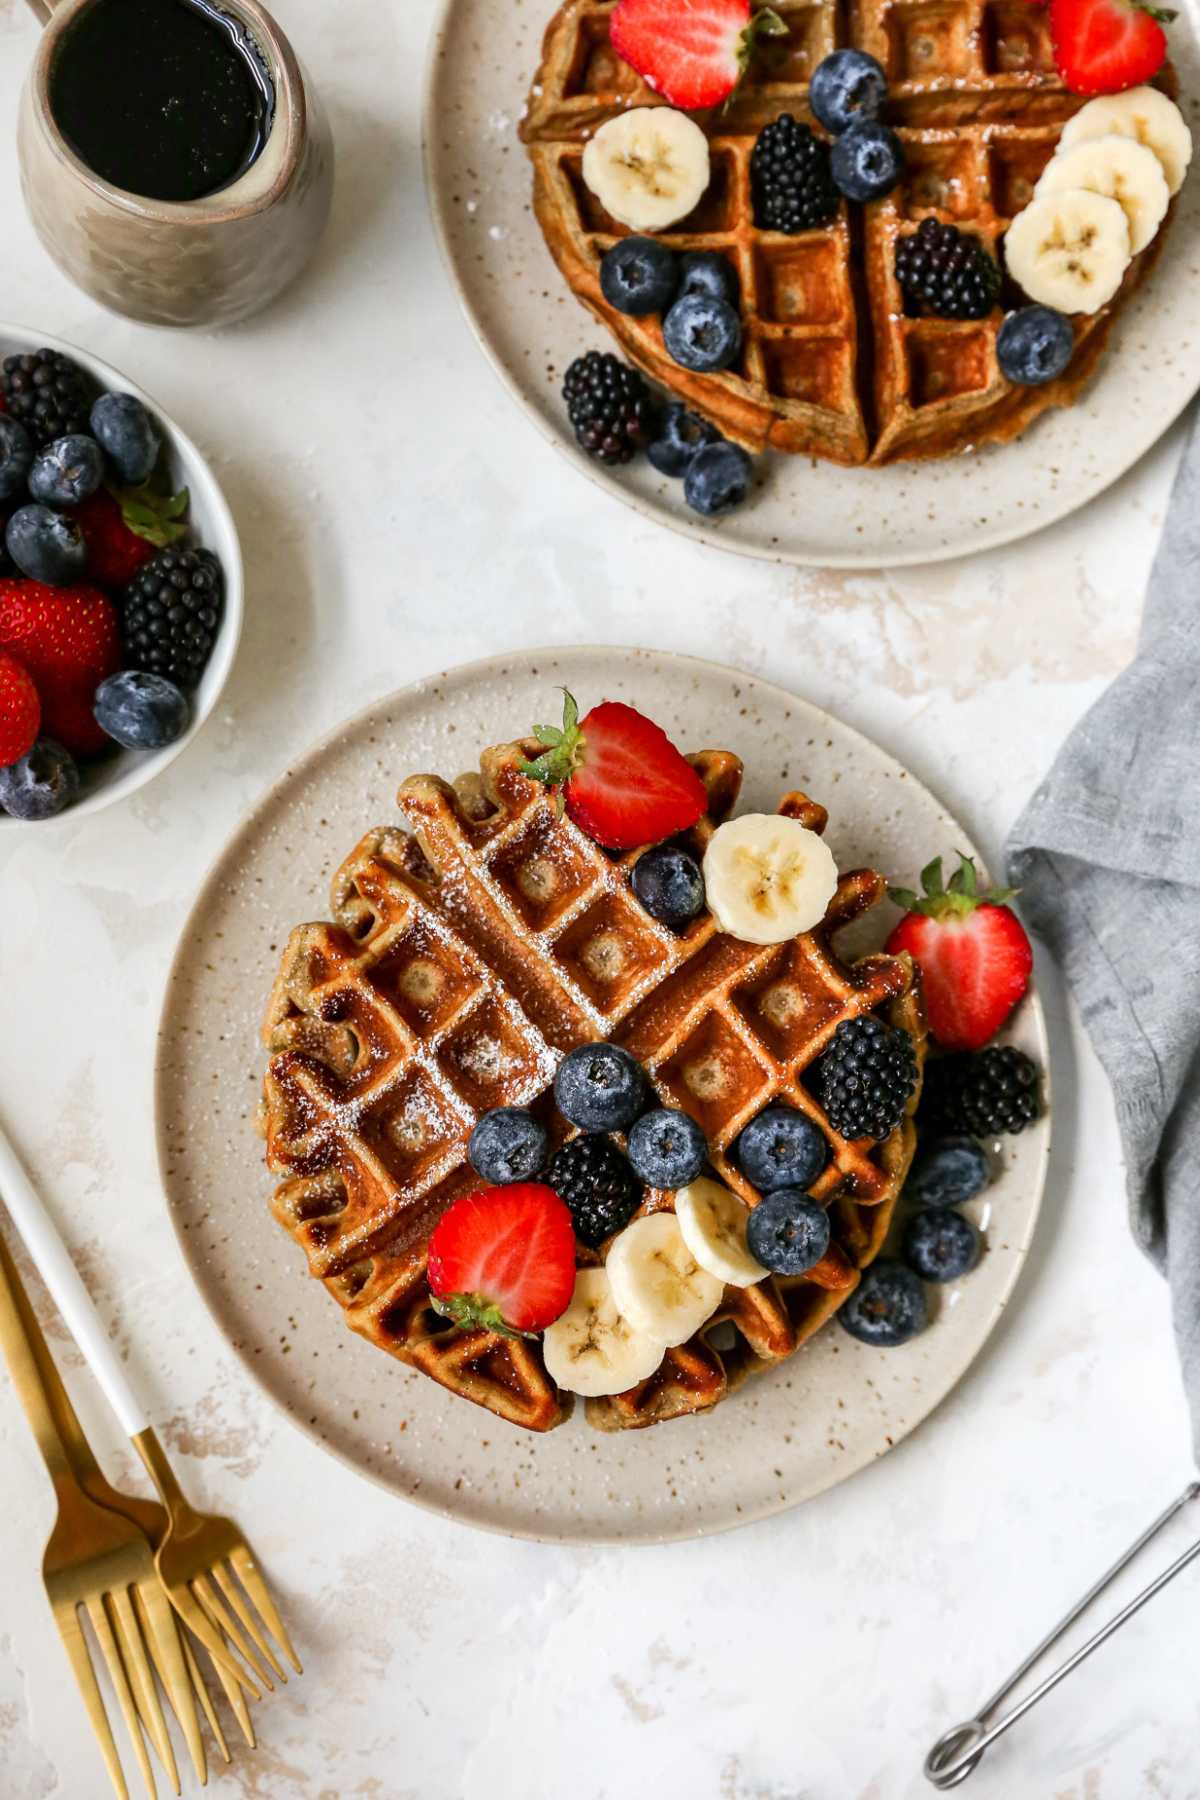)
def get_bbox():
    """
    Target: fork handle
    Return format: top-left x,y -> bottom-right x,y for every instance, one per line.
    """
0,1123 -> 148,1436
0,1228 -> 81,1487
